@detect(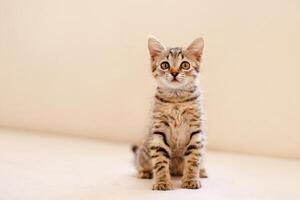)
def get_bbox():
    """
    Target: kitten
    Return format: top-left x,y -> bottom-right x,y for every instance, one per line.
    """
132,36 -> 207,190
